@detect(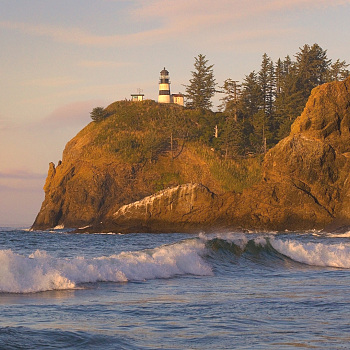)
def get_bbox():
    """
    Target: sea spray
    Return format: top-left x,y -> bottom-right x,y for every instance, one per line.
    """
270,238 -> 350,268
0,238 -> 212,294
0,249 -> 75,293
201,231 -> 350,269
